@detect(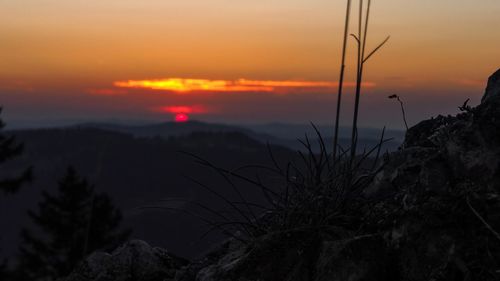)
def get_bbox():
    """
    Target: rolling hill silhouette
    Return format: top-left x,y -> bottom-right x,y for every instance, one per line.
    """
1,121 -> 401,260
